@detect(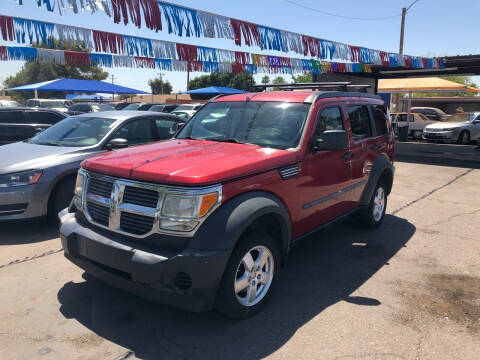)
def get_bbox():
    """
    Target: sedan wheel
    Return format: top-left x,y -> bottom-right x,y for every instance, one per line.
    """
457,131 -> 470,145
